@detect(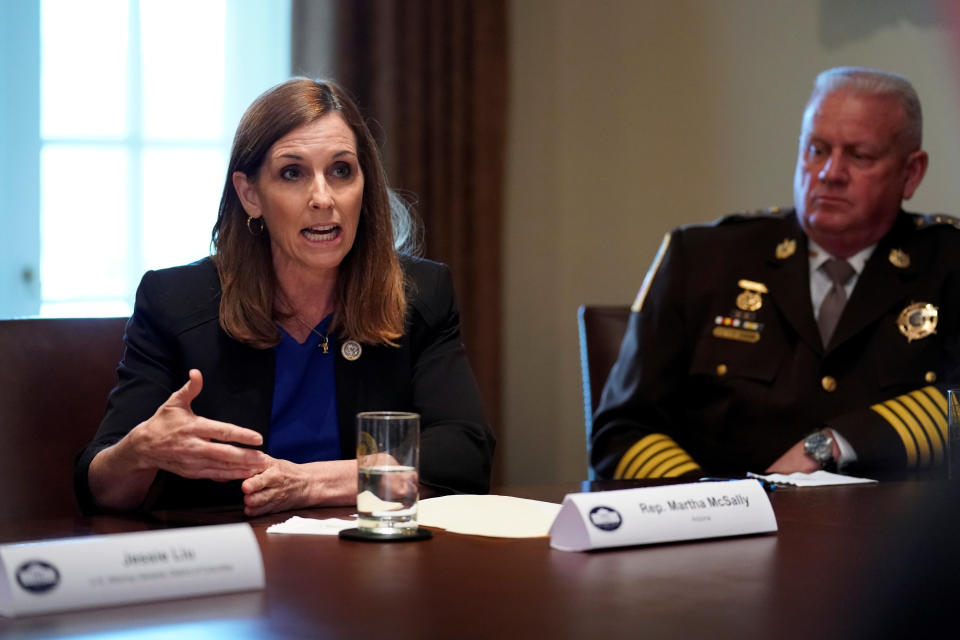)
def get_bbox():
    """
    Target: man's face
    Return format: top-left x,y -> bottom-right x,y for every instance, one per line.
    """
793,89 -> 927,257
